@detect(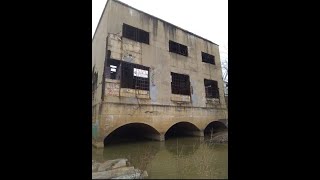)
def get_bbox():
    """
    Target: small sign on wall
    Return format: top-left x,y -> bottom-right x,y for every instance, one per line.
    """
133,68 -> 148,78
